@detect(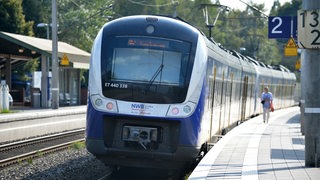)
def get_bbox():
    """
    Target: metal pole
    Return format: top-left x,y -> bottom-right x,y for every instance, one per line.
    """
301,0 -> 320,167
51,0 -> 59,109
46,25 -> 49,40
46,25 -> 51,107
